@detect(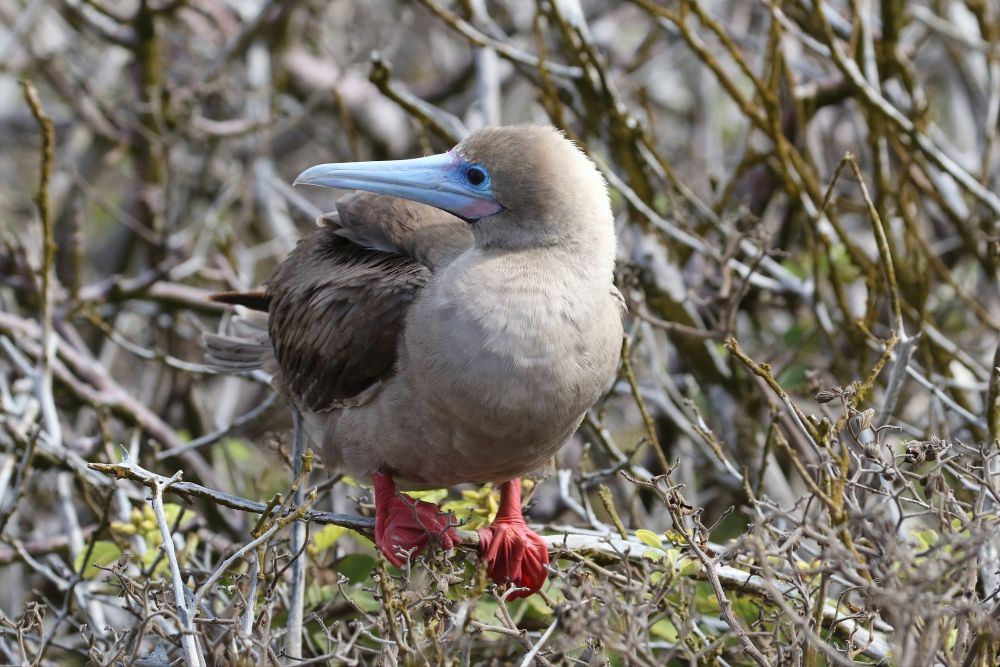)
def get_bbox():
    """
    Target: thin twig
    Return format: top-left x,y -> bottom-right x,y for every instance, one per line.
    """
148,468 -> 205,667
